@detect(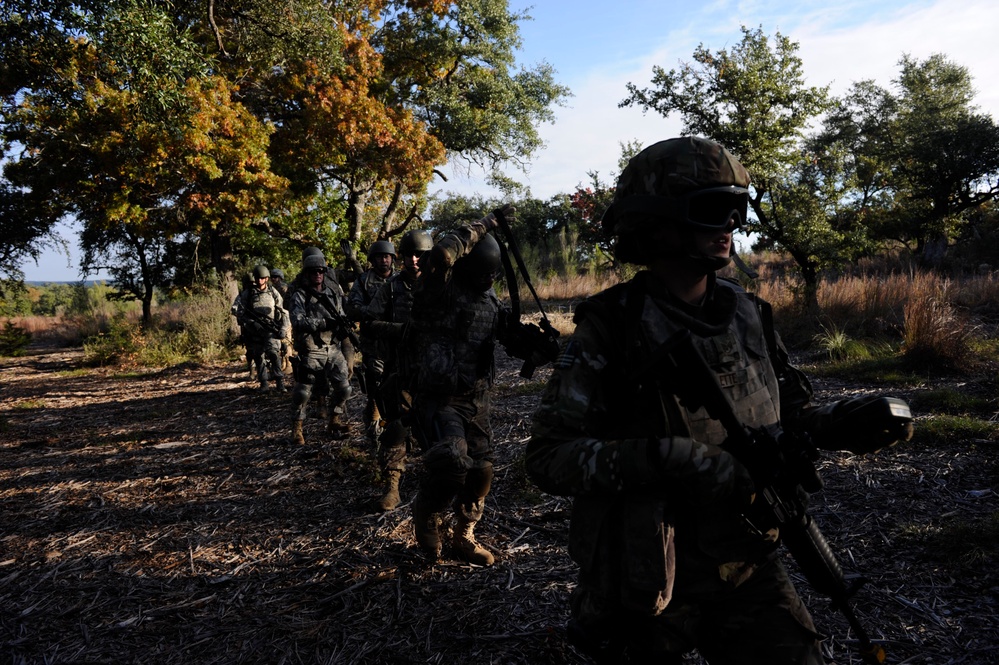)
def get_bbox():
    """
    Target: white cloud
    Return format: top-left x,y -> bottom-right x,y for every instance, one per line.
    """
794,0 -> 999,113
433,0 -> 999,204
